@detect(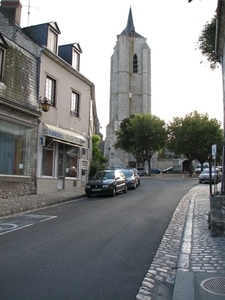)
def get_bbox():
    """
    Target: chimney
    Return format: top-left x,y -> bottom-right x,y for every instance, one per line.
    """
0,0 -> 22,26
